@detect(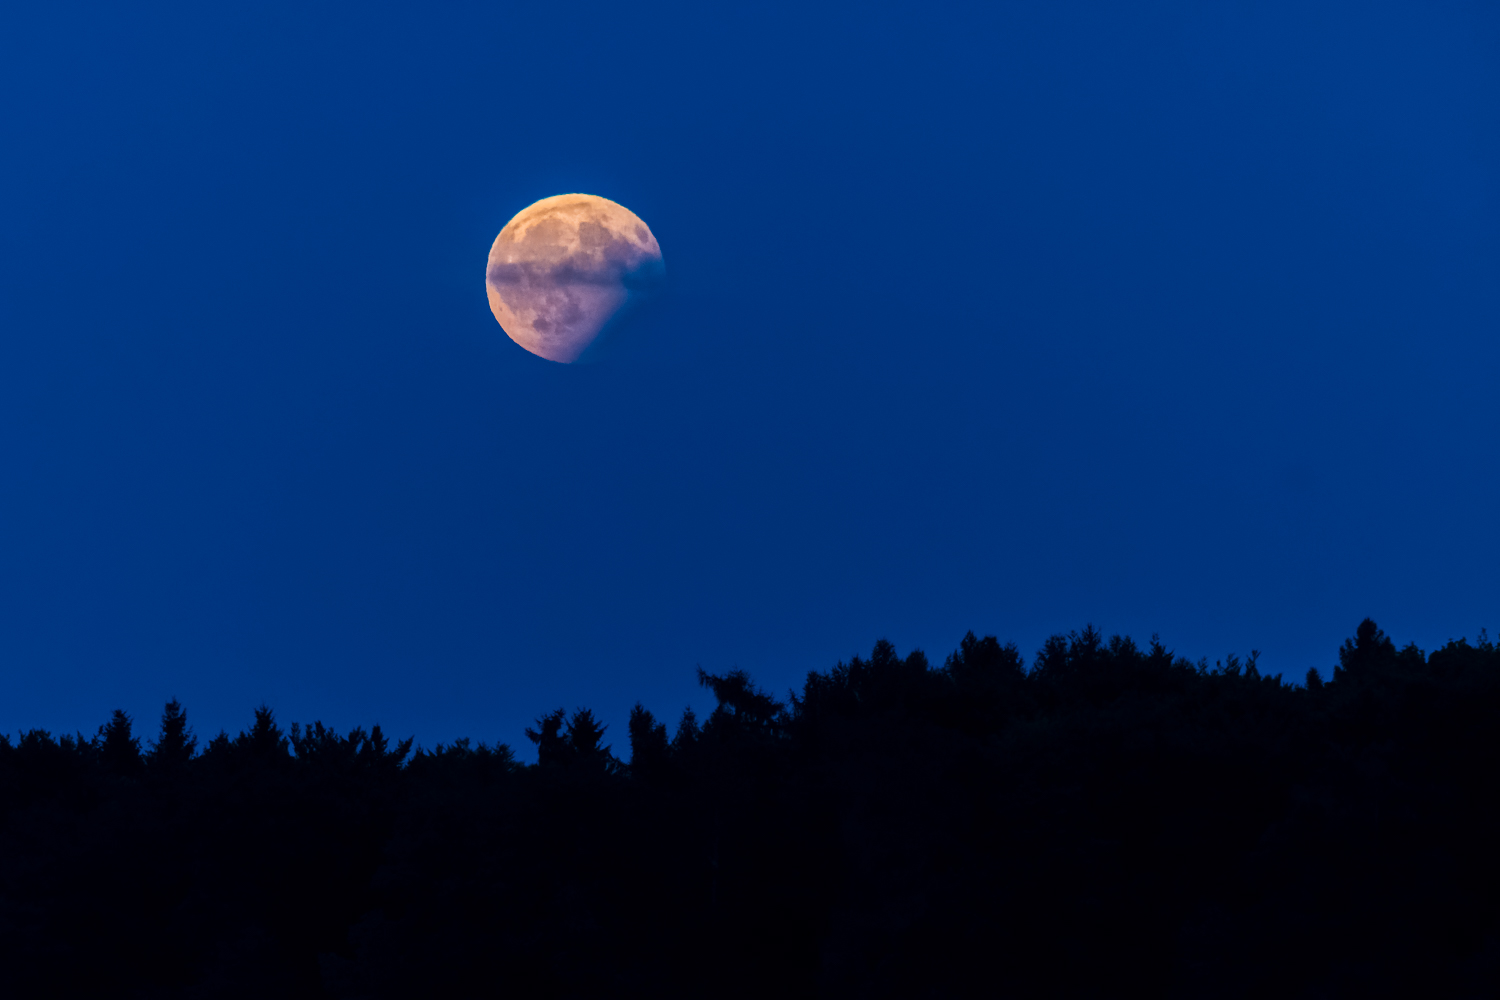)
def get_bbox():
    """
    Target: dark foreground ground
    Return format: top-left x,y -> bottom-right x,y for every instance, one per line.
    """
2,618 -> 1497,998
